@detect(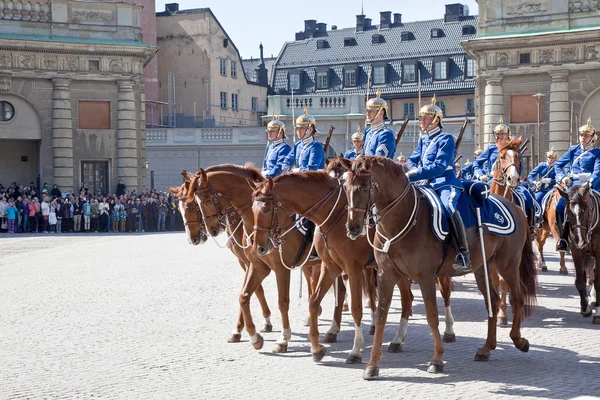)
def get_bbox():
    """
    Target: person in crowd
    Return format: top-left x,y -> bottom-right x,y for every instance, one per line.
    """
6,200 -> 17,233
116,180 -> 126,197
48,201 -> 57,233
90,199 -> 100,232
41,195 -> 50,233
99,197 -> 110,233
53,198 -> 62,233
51,184 -> 61,199
21,197 -> 29,233
157,196 -> 167,232
28,197 -> 39,233
73,198 -> 82,232
118,200 -> 127,232
82,200 -> 92,232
